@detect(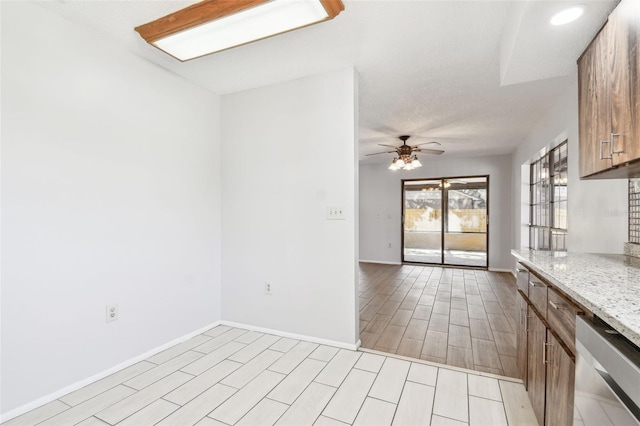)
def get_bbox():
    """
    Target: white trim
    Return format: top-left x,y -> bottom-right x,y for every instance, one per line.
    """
358,259 -> 402,265
488,267 -> 512,273
220,321 -> 361,351
0,320 -> 222,423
